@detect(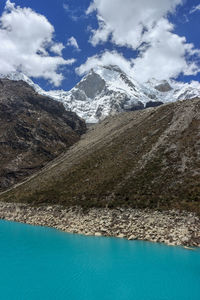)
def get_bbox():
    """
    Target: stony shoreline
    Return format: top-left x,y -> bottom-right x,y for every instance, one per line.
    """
0,202 -> 199,248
